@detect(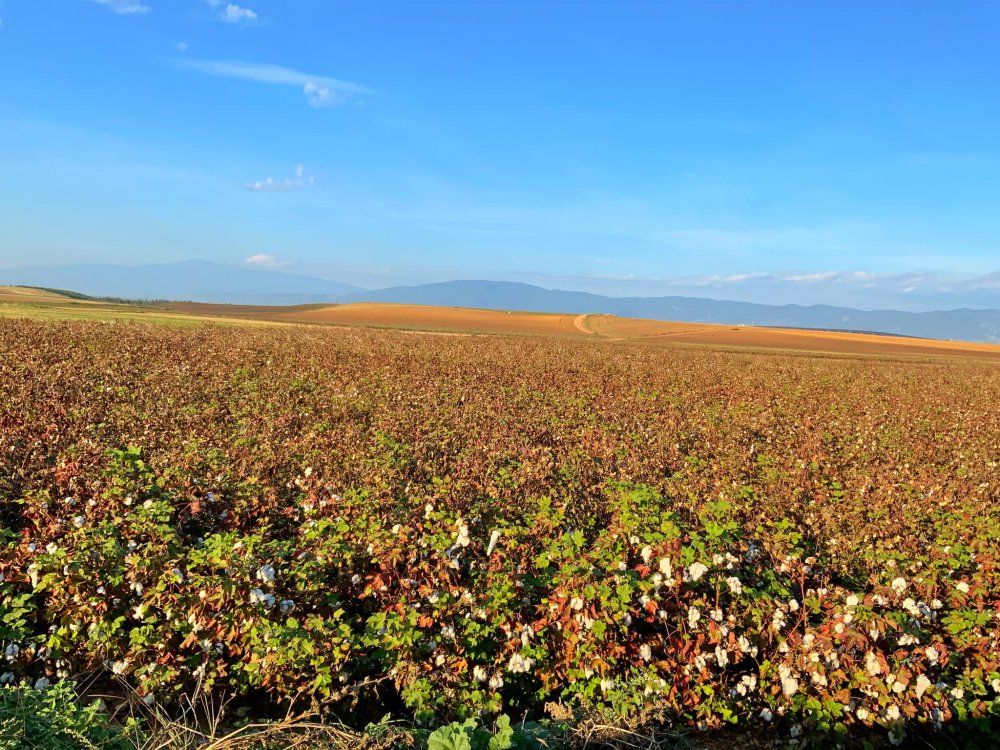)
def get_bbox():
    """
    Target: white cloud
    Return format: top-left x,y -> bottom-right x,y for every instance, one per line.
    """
223,3 -> 257,23
91,0 -> 151,14
244,164 -> 314,192
245,254 -> 289,269
783,271 -> 840,283
304,81 -> 337,108
170,59 -> 371,107
205,0 -> 258,24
